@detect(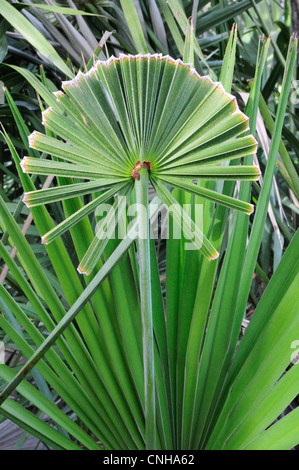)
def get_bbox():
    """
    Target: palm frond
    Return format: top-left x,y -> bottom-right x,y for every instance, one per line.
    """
23,53 -> 258,268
